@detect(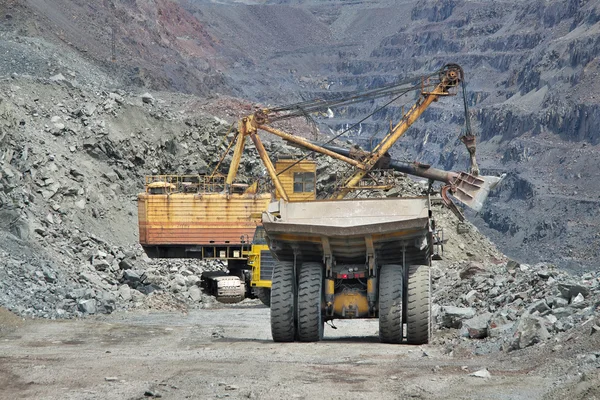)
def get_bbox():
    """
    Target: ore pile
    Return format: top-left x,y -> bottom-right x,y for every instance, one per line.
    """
433,259 -> 600,354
